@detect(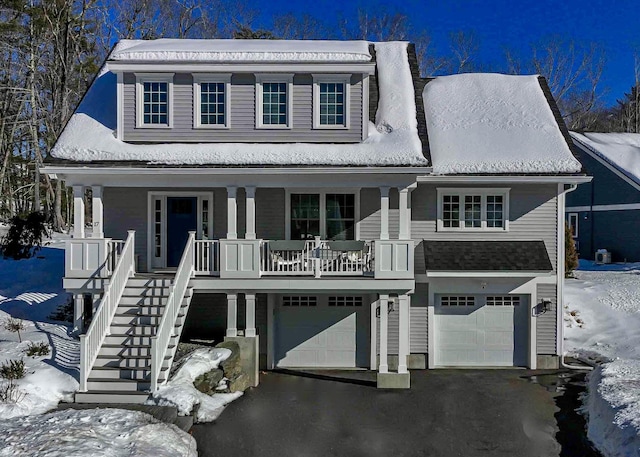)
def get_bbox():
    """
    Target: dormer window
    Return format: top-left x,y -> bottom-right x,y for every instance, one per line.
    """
193,74 -> 230,129
135,73 -> 174,128
313,75 -> 350,129
256,74 -> 293,129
